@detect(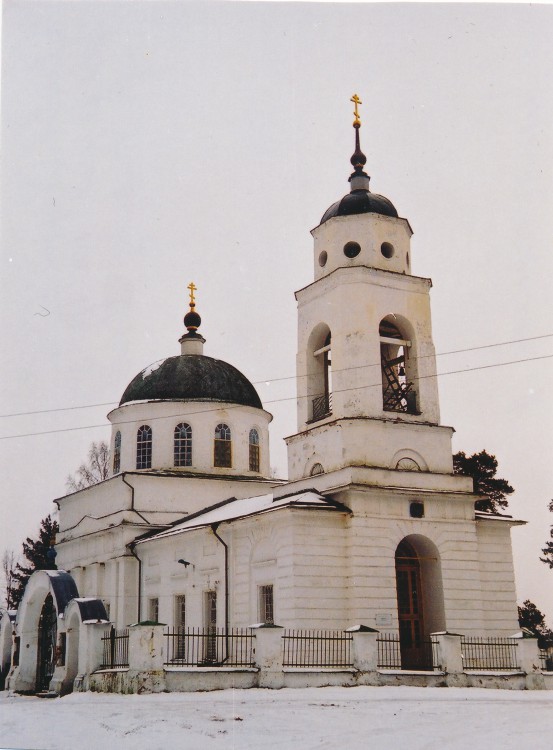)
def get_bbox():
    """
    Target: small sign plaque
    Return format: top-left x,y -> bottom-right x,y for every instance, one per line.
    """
376,613 -> 393,627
